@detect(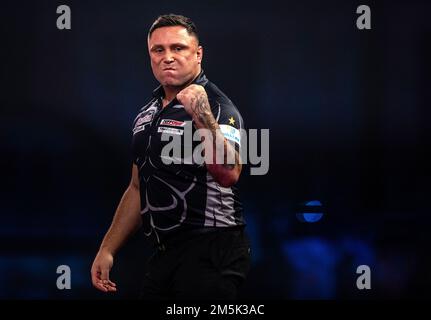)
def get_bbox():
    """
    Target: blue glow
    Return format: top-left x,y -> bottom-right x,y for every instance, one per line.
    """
297,200 -> 324,222
302,213 -> 324,222
306,200 -> 322,206
282,237 -> 338,299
